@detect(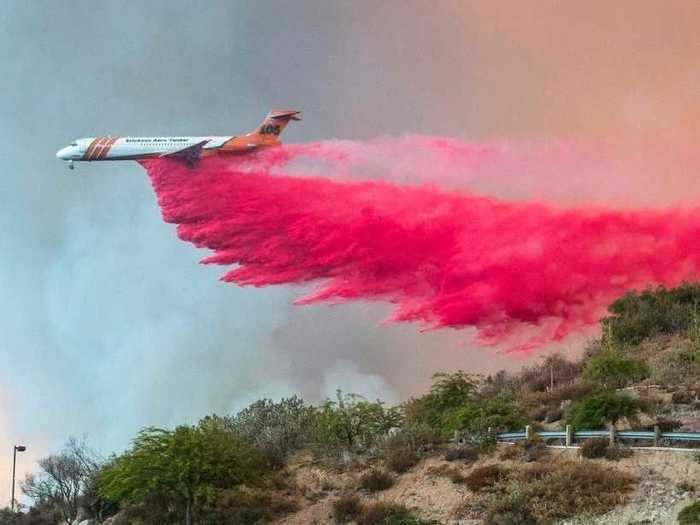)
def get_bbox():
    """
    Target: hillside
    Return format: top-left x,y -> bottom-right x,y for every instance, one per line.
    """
6,284 -> 700,525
